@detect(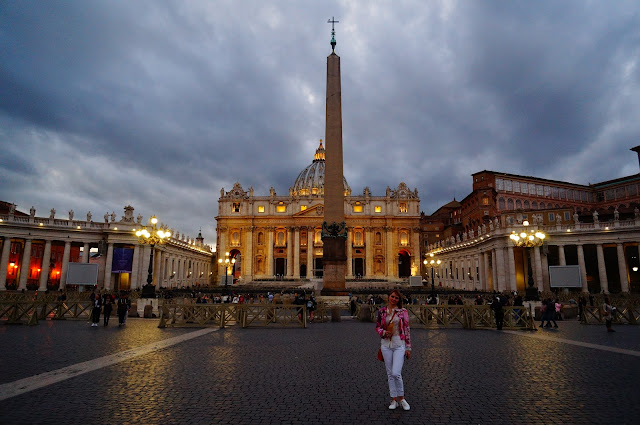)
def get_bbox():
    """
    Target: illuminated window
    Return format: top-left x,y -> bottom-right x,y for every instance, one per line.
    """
276,203 -> 286,213
399,203 -> 408,213
400,231 -> 408,246
300,205 -> 307,211
374,206 -> 382,213
353,202 -> 363,213
482,197 -> 489,205
258,206 -> 265,213
232,203 -> 241,213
